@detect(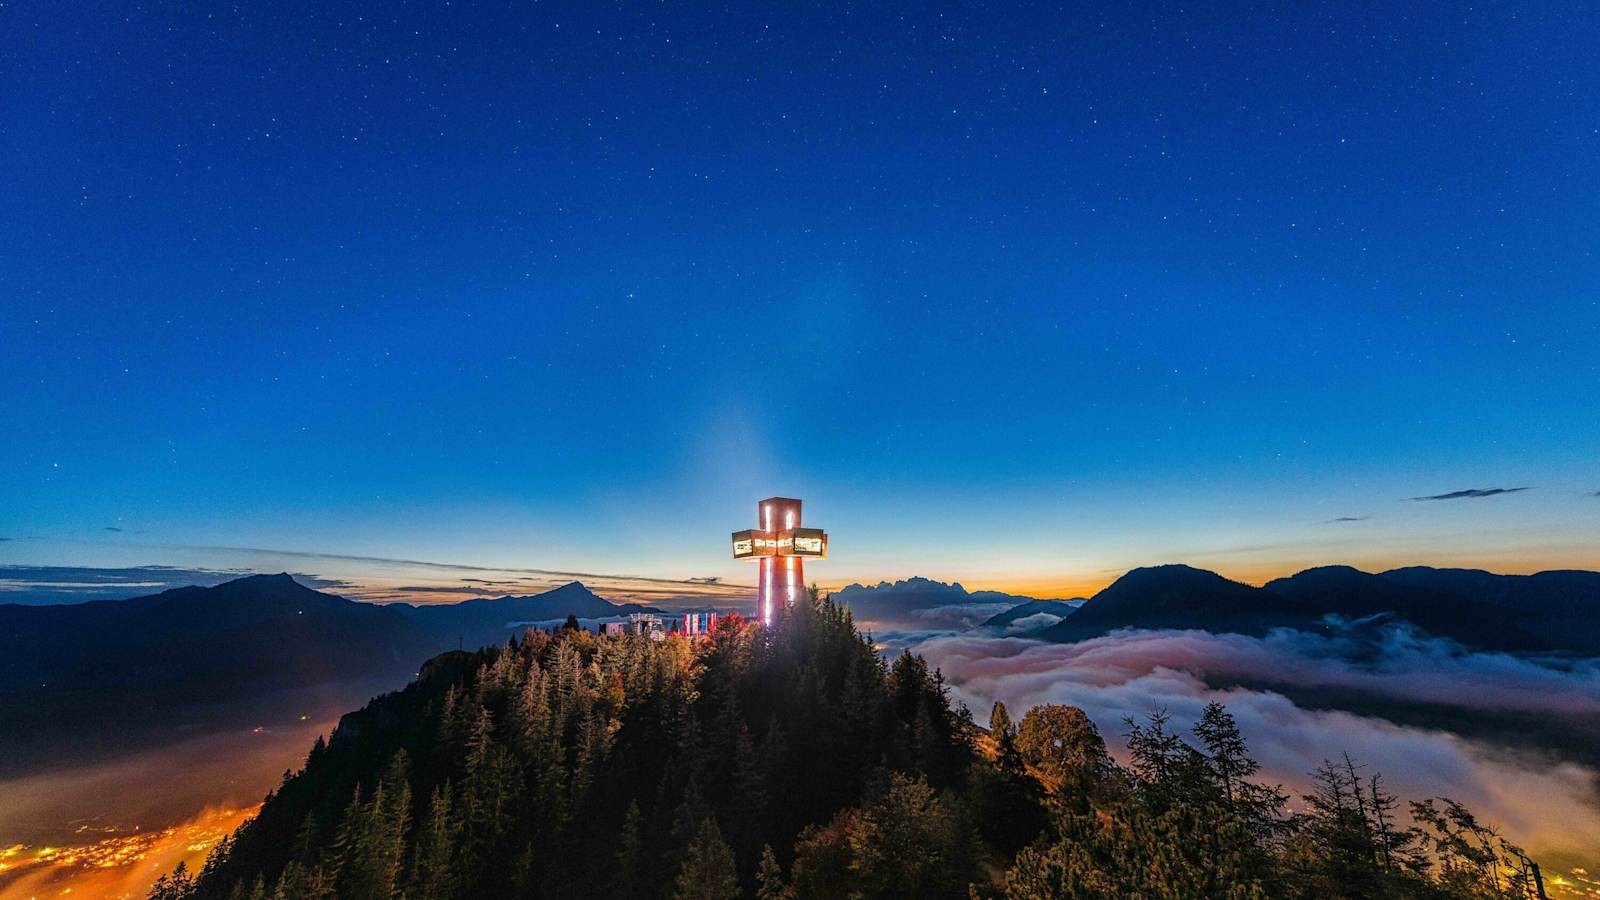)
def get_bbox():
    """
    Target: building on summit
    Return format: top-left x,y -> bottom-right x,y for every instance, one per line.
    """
627,612 -> 666,640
